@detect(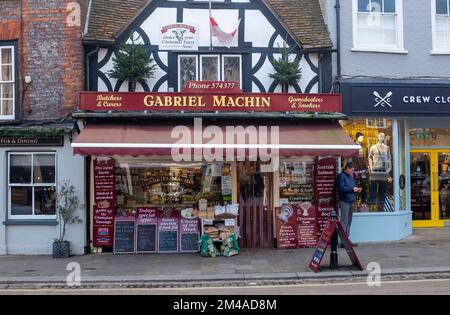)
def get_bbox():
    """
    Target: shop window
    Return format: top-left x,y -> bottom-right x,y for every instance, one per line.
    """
8,153 -> 56,217
432,0 -> 450,53
279,160 -> 315,206
340,119 -> 394,212
178,54 -> 242,90
115,162 -> 232,211
410,128 -> 450,147
353,0 -> 405,52
0,46 -> 15,120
